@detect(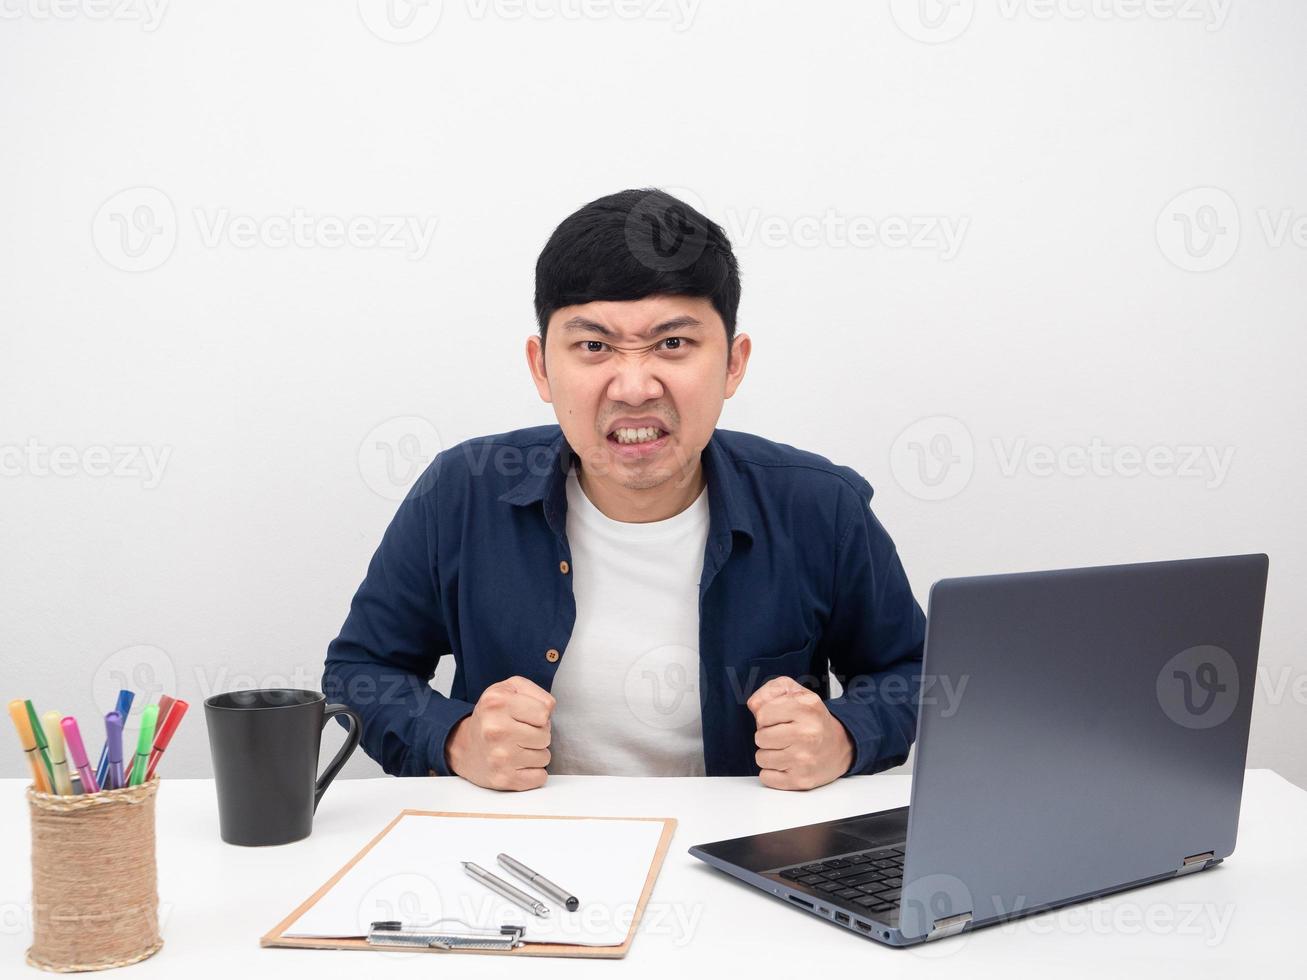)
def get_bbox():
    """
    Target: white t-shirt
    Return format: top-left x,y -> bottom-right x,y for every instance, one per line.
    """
547,462 -> 710,776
